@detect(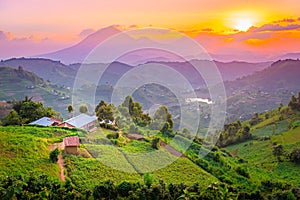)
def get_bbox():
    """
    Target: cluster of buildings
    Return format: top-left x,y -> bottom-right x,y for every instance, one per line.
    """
29,113 -> 98,154
29,113 -> 98,132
